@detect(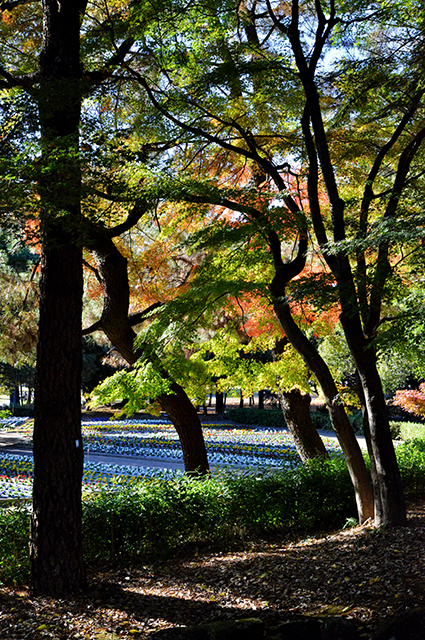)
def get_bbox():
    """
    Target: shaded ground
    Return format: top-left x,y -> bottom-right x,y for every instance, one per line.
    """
1,503 -> 424,640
